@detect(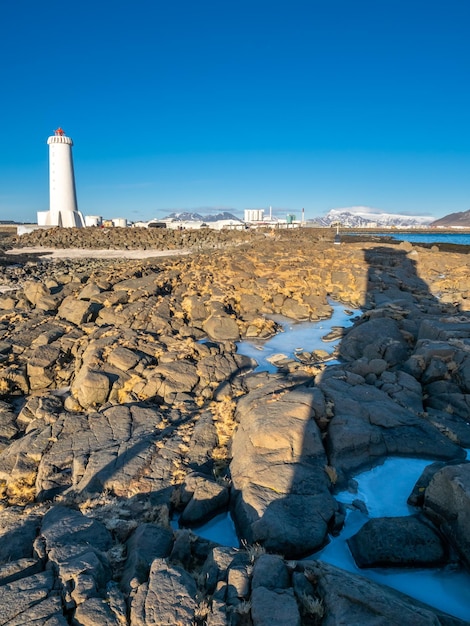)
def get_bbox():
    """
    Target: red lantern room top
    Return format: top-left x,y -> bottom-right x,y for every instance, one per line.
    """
54,128 -> 65,136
